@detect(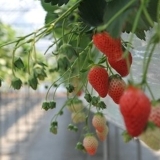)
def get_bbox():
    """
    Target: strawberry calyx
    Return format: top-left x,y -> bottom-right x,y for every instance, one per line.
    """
84,132 -> 95,137
76,142 -> 85,152
125,83 -> 142,91
145,121 -> 157,131
151,99 -> 160,107
94,112 -> 104,117
109,74 -> 122,81
121,131 -> 133,143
